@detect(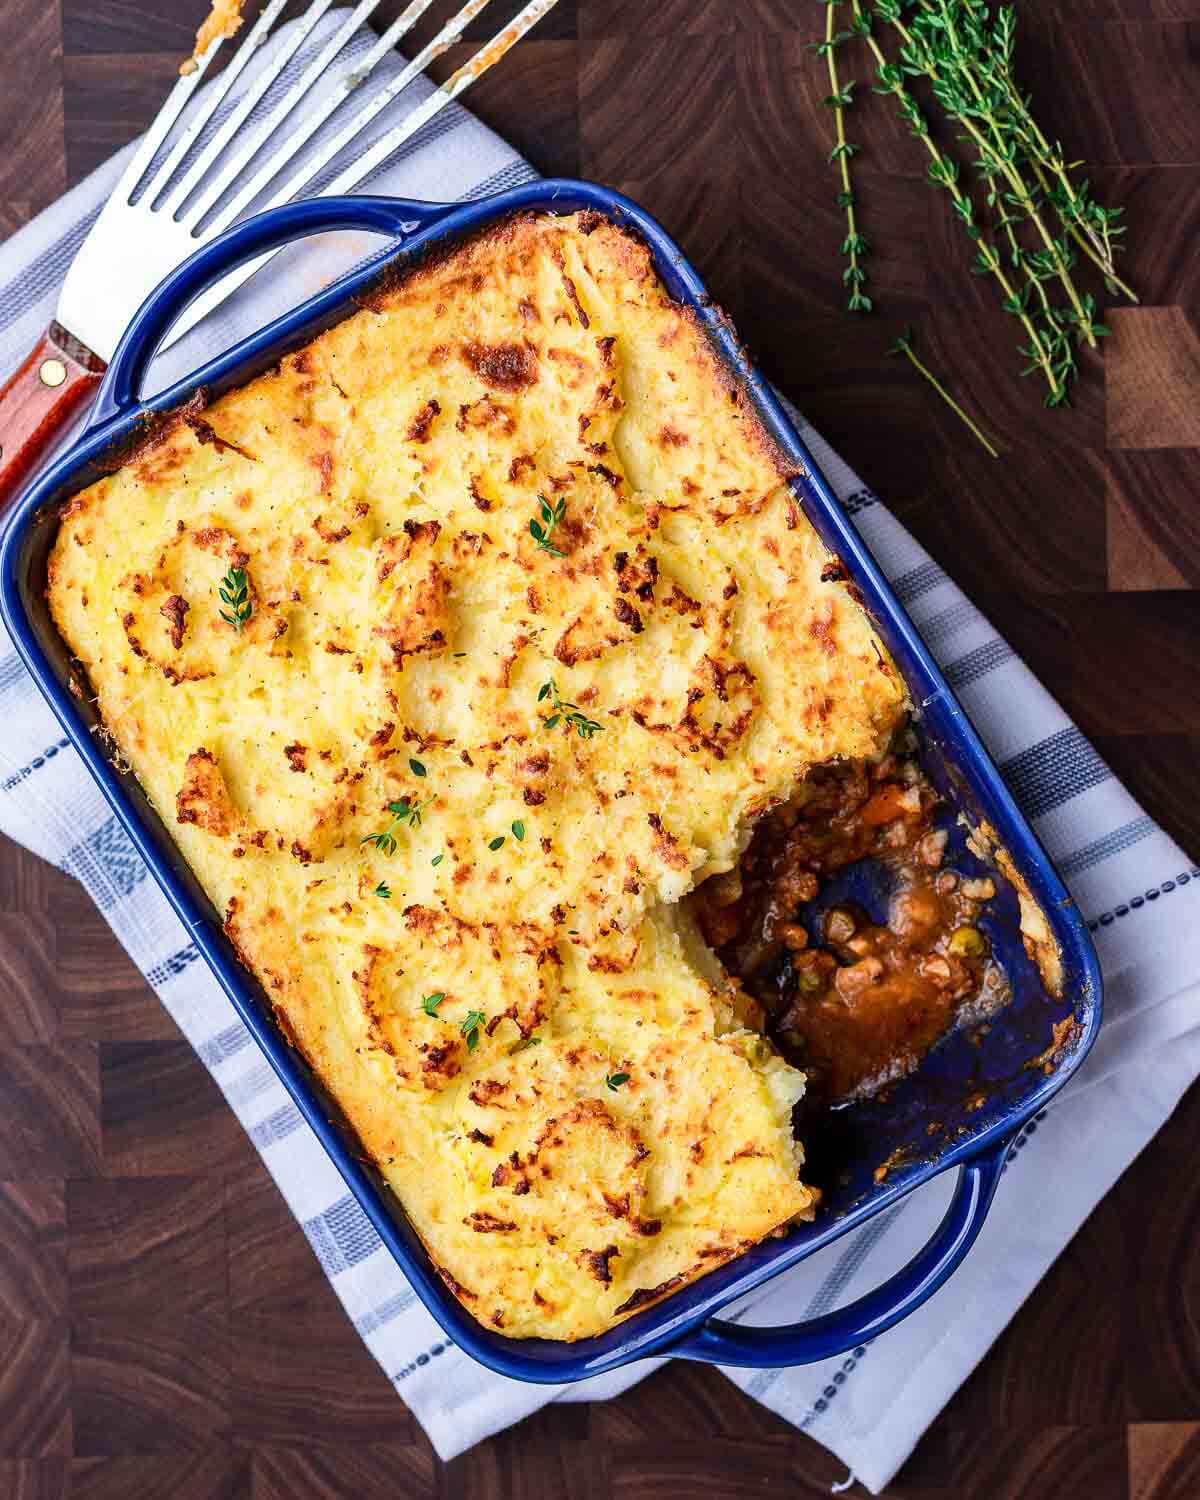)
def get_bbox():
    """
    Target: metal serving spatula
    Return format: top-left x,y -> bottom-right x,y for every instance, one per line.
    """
0,0 -> 559,513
